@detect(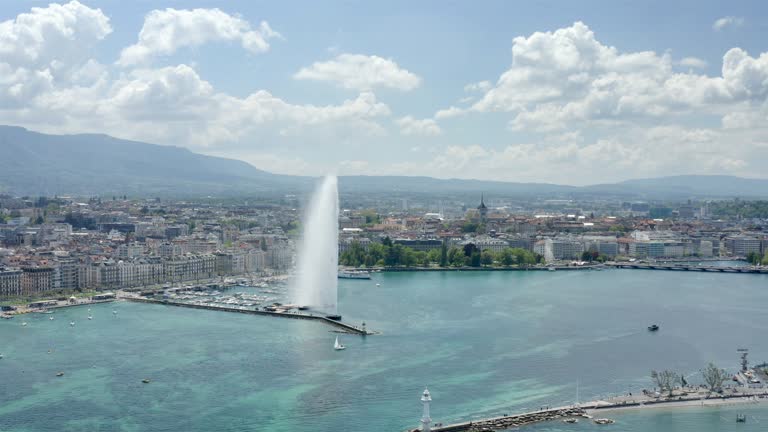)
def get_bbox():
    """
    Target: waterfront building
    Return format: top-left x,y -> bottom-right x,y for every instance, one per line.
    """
244,249 -> 266,273
582,236 -> 619,257
537,238 -> 584,262
468,237 -> 509,253
724,235 -> 762,257
0,266 -> 22,297
21,266 -> 57,295
57,259 -> 80,291
339,237 -> 372,253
